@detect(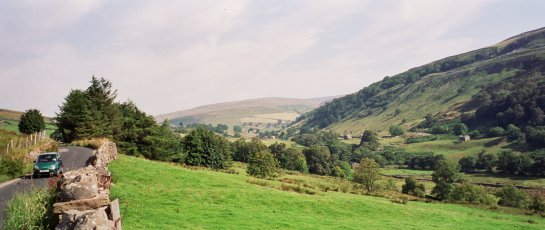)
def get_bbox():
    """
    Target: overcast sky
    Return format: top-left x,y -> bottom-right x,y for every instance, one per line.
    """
1,0 -> 545,116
